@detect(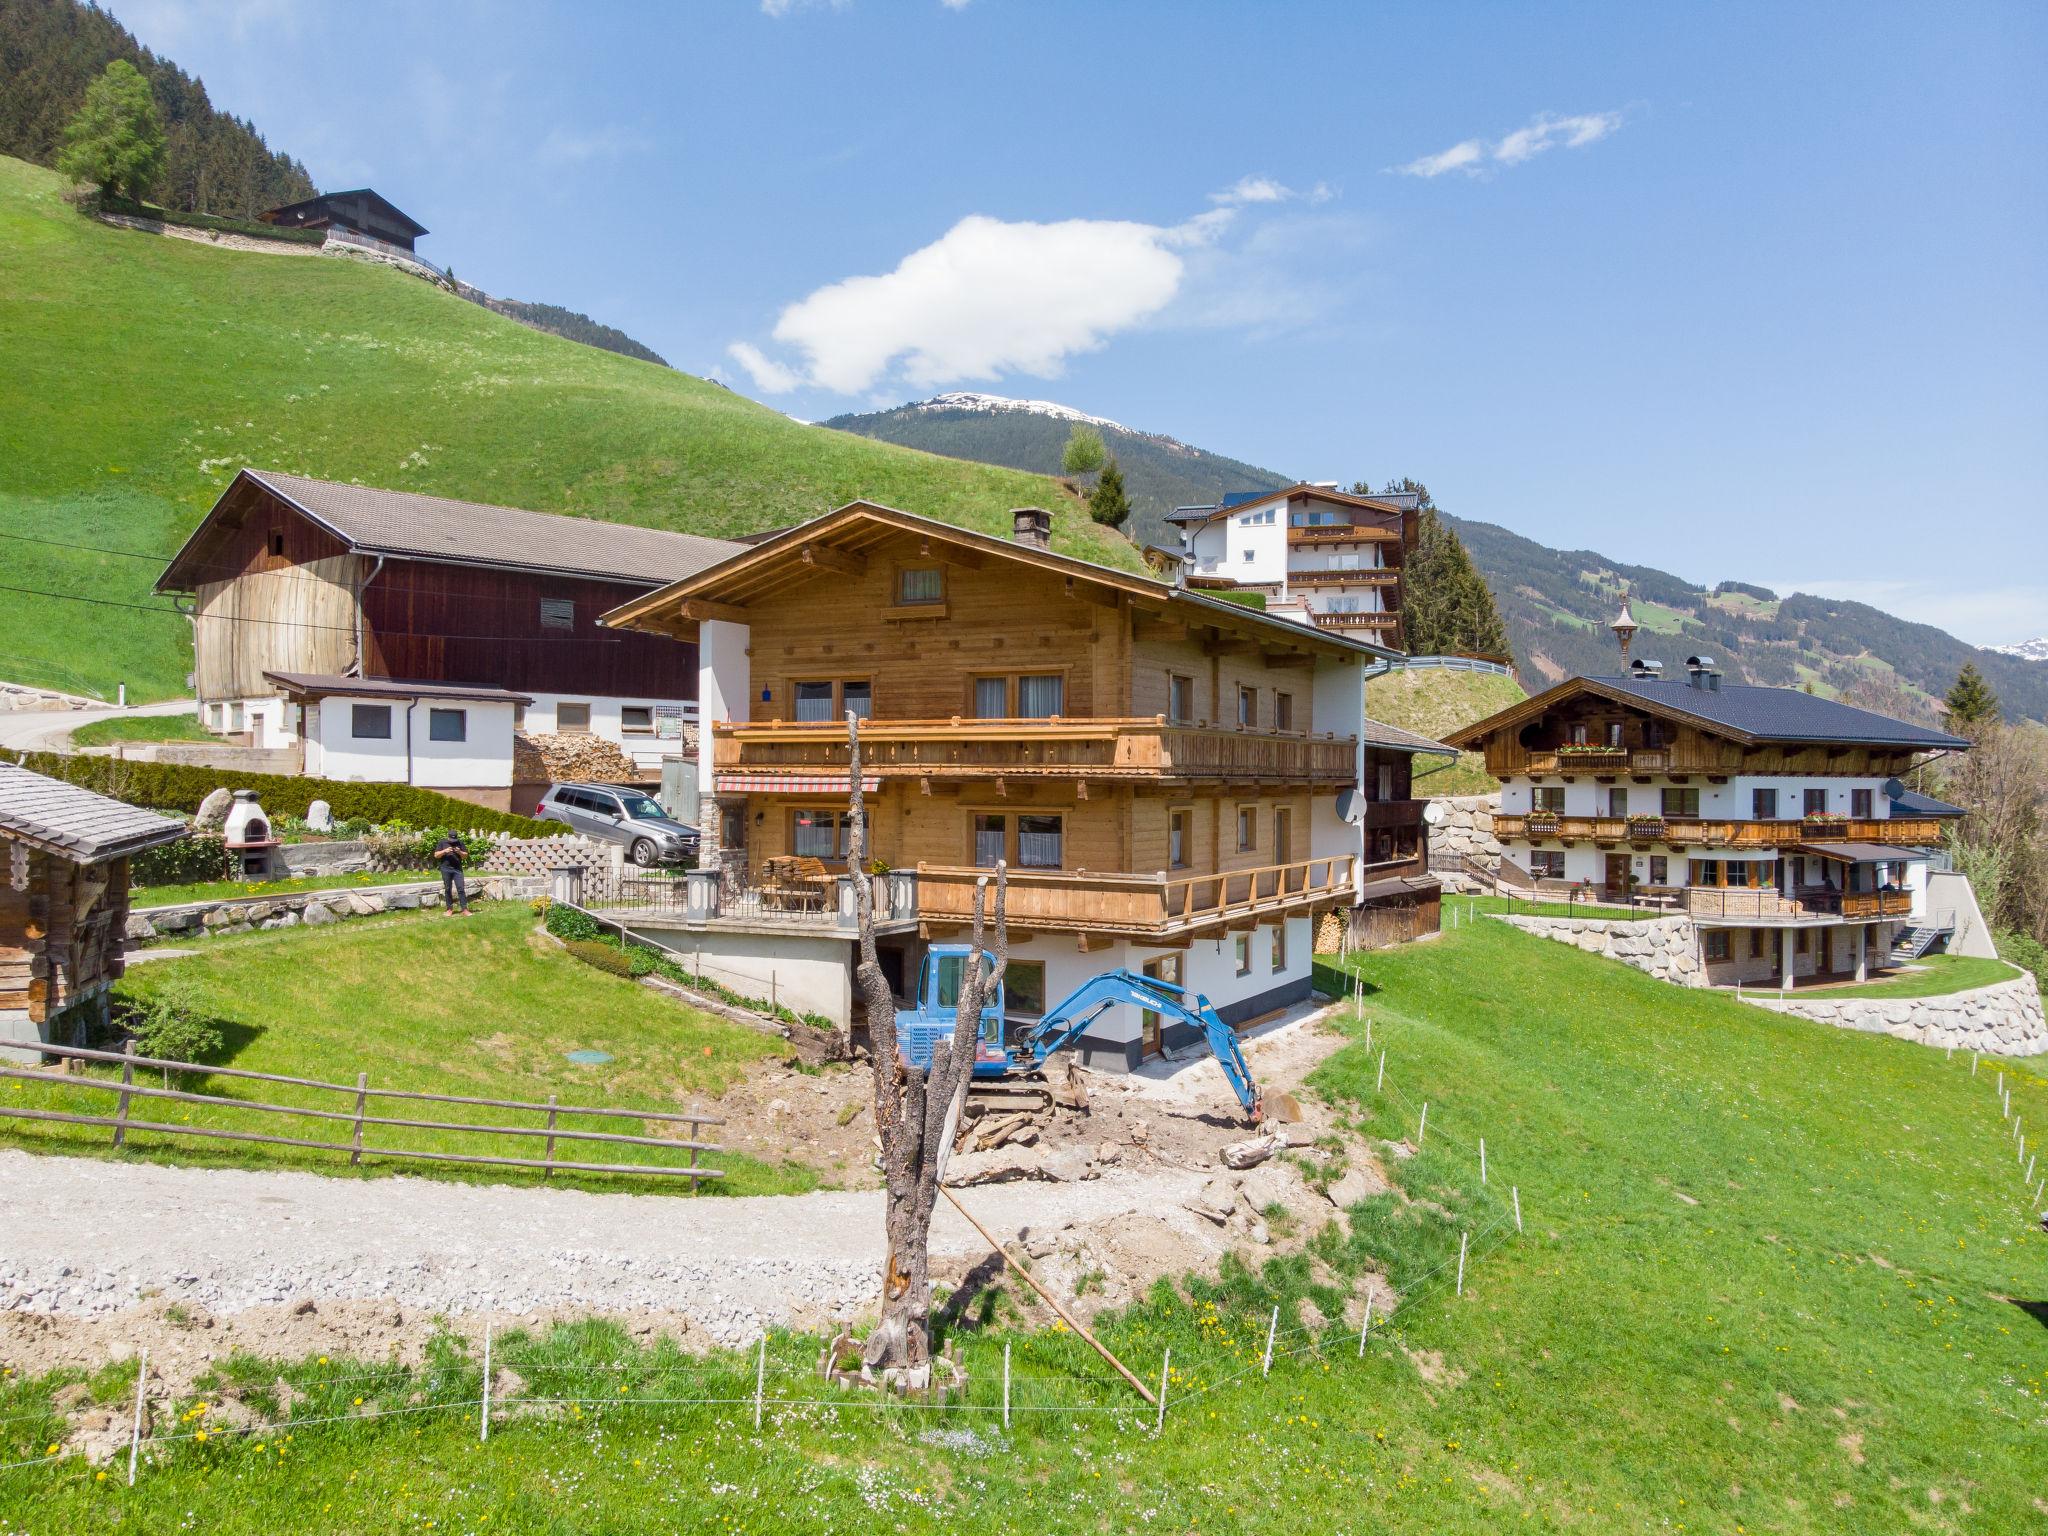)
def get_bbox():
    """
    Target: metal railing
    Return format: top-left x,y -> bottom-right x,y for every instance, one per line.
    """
323,226 -> 449,278
580,866 -> 920,932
